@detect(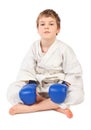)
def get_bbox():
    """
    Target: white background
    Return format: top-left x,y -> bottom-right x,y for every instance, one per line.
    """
0,0 -> 91,129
